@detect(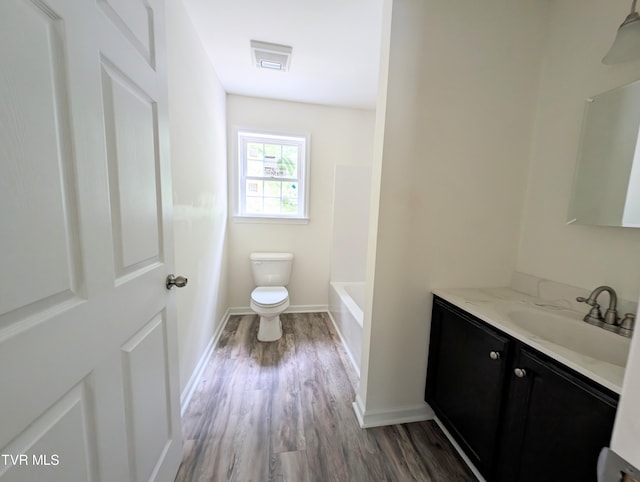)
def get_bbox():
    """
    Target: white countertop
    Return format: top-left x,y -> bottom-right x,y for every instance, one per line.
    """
432,287 -> 629,394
